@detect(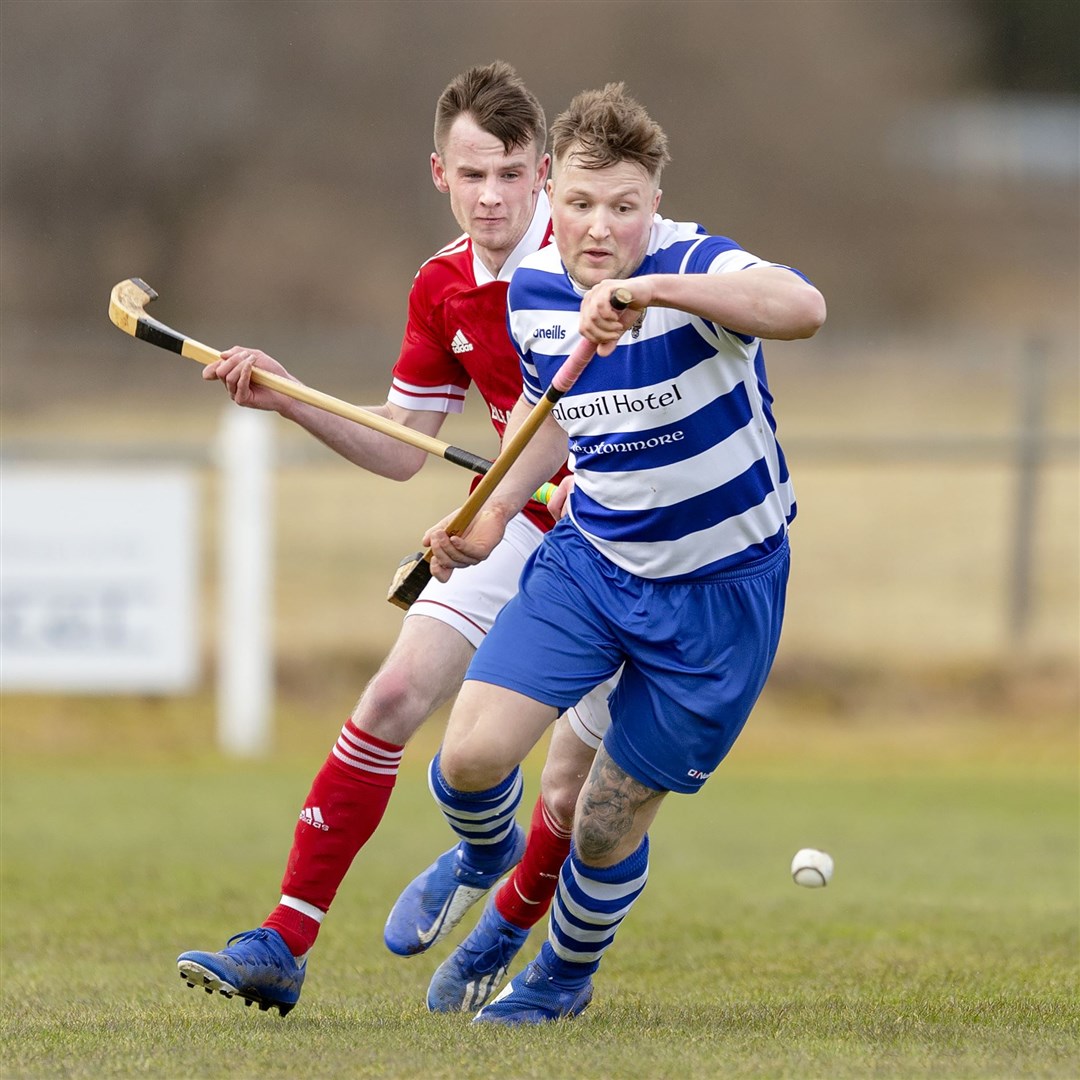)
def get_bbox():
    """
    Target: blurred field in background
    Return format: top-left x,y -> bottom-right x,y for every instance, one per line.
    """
3,328 -> 1077,751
